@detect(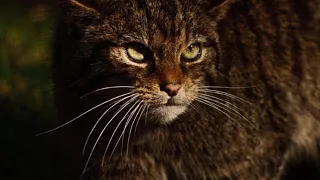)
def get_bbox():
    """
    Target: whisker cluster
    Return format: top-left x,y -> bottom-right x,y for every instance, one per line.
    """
38,84 -> 258,177
82,93 -> 136,154
79,87 -> 148,176
36,85 -> 148,176
36,87 -> 134,136
83,95 -> 138,174
195,86 -> 257,128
